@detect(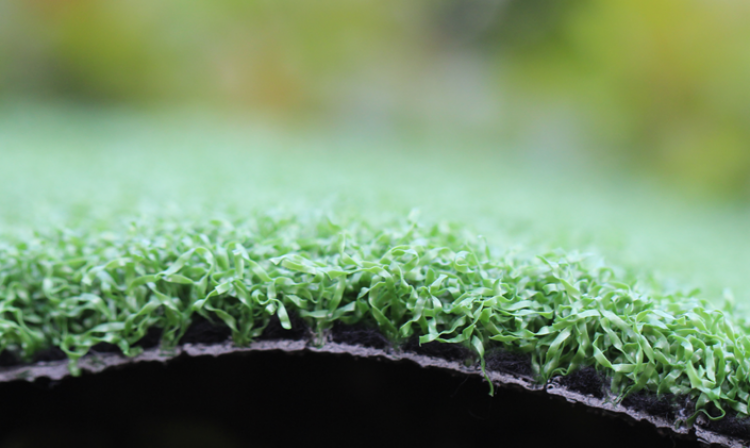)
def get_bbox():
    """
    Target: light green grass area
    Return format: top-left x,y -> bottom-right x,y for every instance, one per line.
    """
2,104 -> 750,423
